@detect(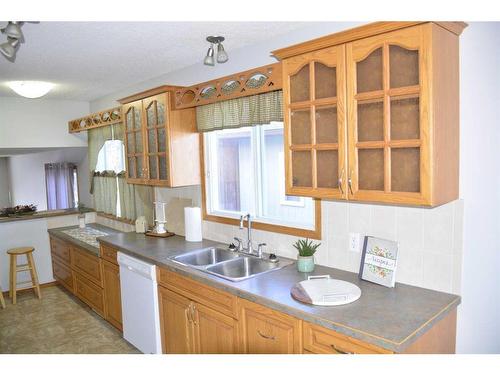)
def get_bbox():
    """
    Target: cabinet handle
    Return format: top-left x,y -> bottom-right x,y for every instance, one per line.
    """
348,170 -> 354,195
191,304 -> 198,325
186,304 -> 193,323
338,168 -> 344,195
257,330 -> 276,340
330,344 -> 352,354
